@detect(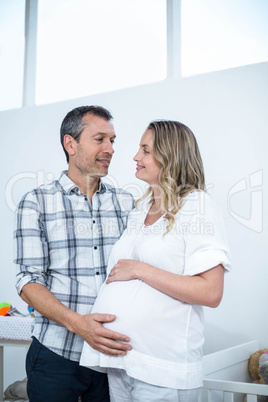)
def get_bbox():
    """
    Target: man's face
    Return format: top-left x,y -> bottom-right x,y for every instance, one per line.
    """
72,113 -> 116,178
